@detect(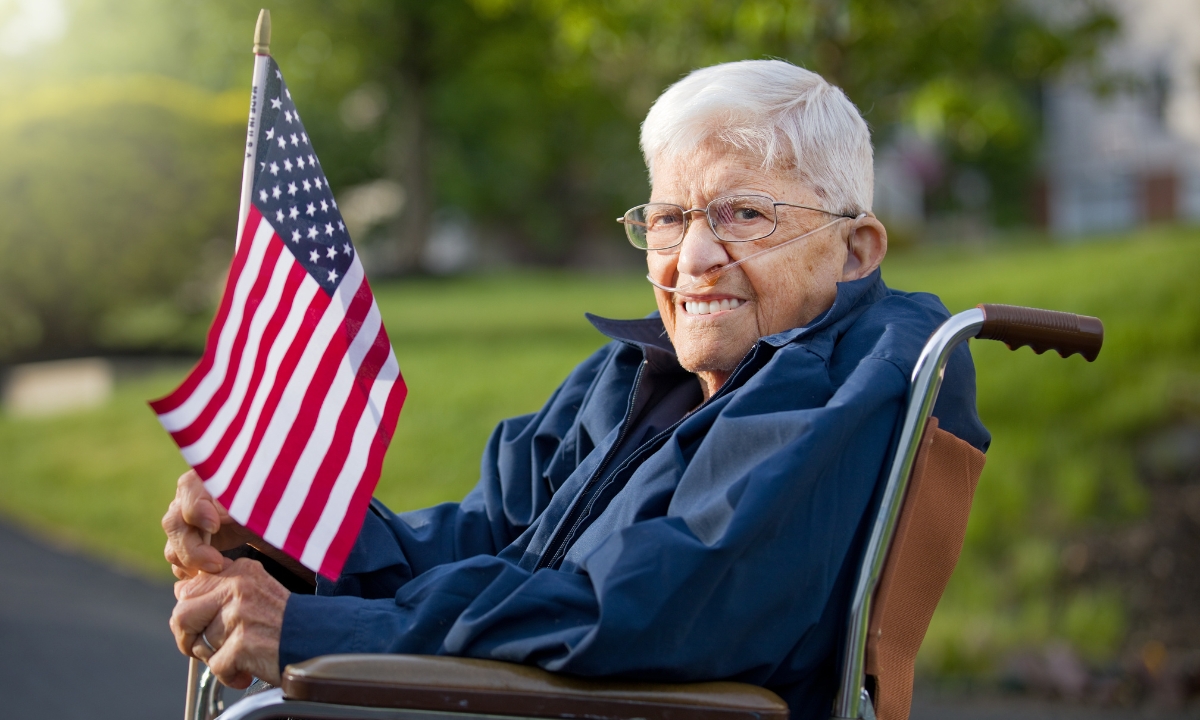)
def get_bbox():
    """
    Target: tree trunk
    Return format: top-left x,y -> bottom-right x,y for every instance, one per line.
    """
380,68 -> 431,275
